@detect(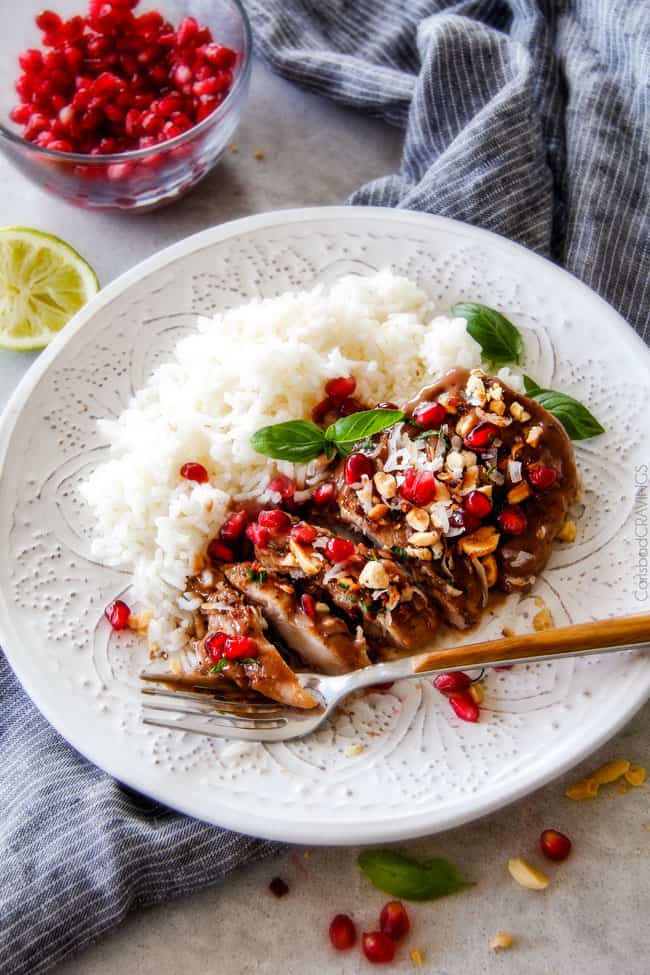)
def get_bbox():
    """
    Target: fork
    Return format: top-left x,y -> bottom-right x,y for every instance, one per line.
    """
140,612 -> 650,742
